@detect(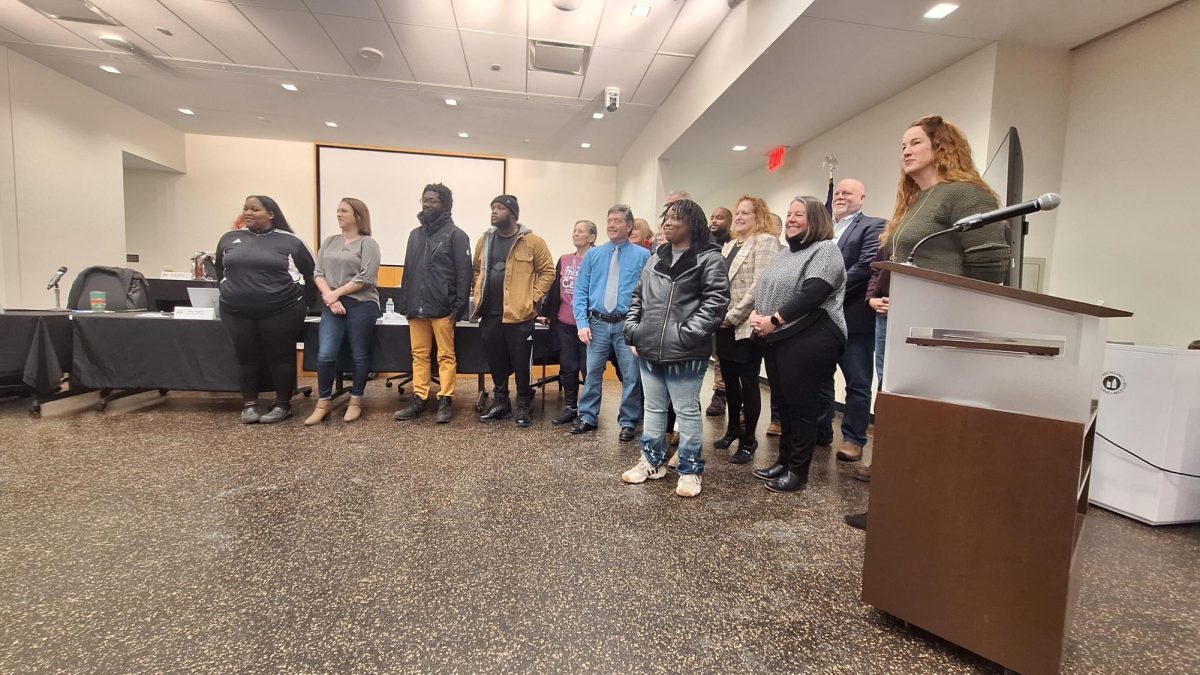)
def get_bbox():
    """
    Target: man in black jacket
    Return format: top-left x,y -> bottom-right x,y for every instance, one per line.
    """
620,199 -> 730,498
394,183 -> 472,423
